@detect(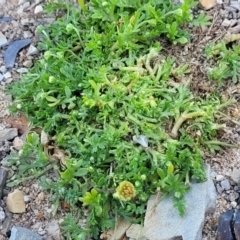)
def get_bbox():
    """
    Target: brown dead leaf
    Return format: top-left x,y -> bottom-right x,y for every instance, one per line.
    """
36,212 -> 45,220
51,148 -> 67,167
2,114 -> 29,135
61,201 -> 71,210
